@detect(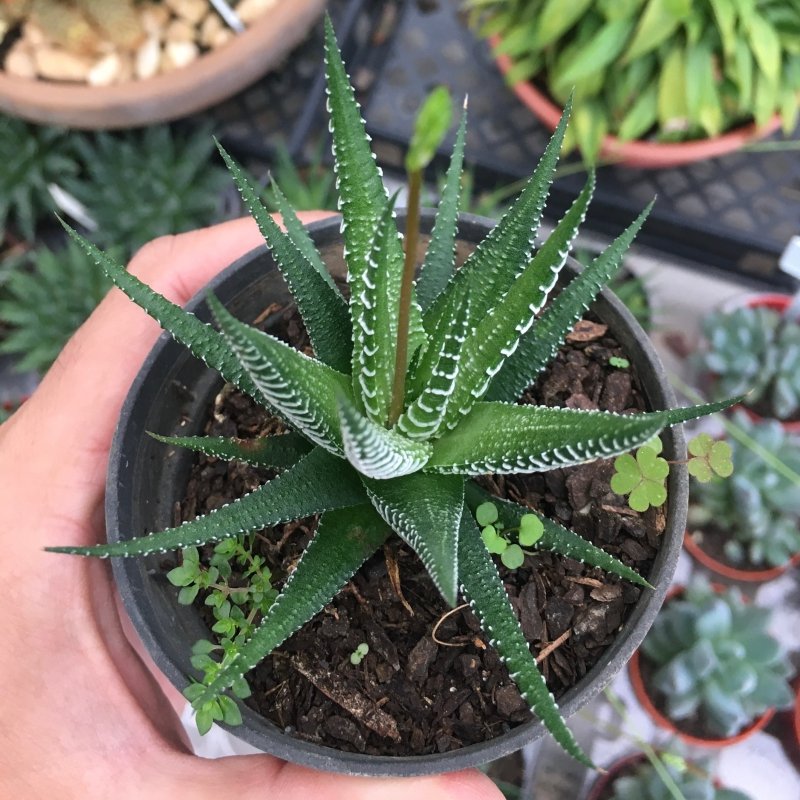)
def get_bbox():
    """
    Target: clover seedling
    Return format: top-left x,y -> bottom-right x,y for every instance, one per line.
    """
350,642 -> 370,665
608,356 -> 630,369
687,433 -> 733,483
611,437 -> 669,512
